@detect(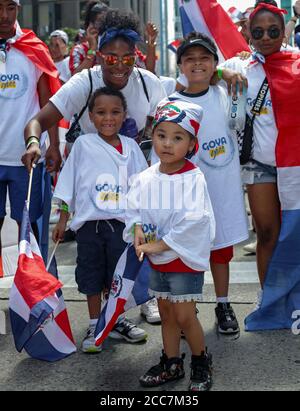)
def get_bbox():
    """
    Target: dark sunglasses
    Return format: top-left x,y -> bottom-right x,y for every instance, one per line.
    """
100,53 -> 136,67
251,27 -> 282,40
